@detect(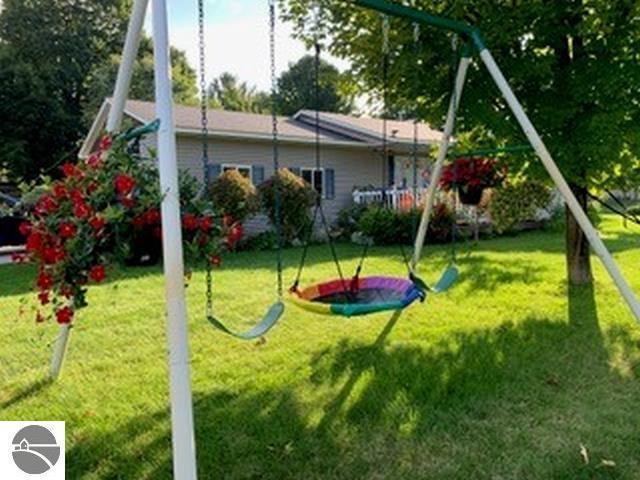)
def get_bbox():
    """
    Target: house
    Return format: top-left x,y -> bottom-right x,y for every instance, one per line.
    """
81,99 -> 443,231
